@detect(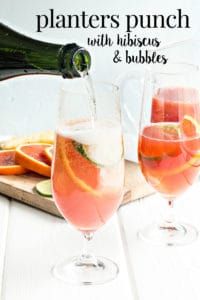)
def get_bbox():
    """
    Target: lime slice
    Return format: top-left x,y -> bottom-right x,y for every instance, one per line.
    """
64,121 -> 123,167
36,179 -> 52,197
139,153 -> 162,162
74,141 -> 123,167
162,124 -> 180,137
